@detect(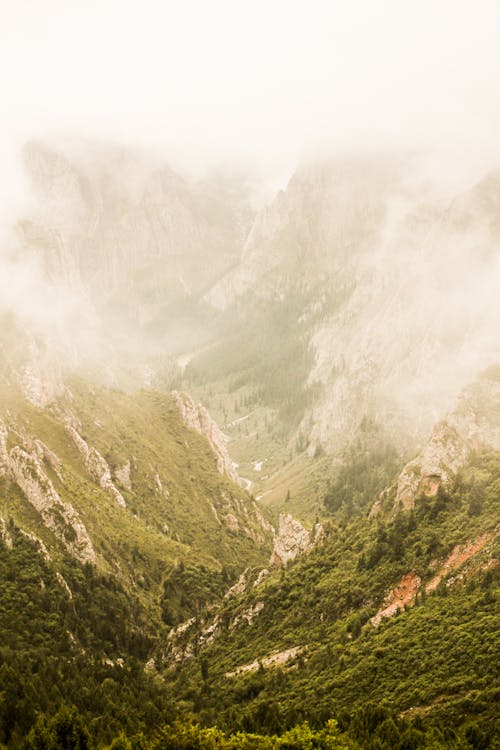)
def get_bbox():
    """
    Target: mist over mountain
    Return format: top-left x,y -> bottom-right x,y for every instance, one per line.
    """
1,2 -> 500,748
2,140 -> 498,459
